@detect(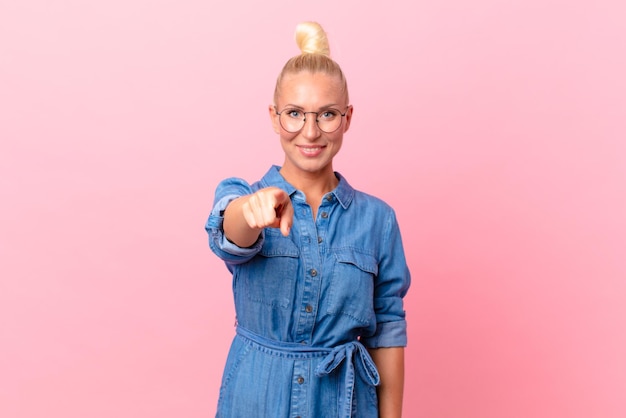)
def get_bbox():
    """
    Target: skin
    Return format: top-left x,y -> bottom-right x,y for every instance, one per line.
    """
368,347 -> 405,418
222,70 -> 404,417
